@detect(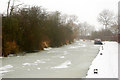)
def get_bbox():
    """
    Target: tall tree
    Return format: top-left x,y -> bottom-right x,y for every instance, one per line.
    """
98,10 -> 115,29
